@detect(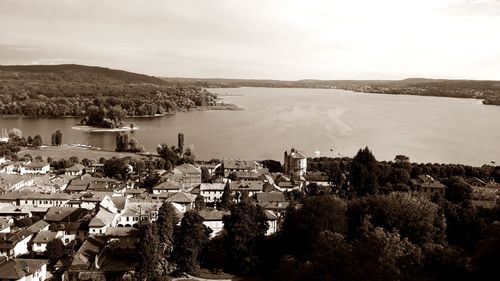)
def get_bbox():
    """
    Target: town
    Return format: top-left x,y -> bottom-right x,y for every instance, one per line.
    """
0,129 -> 499,281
